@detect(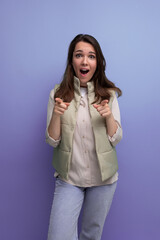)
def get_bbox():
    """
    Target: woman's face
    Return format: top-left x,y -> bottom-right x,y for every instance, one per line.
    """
72,41 -> 97,87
